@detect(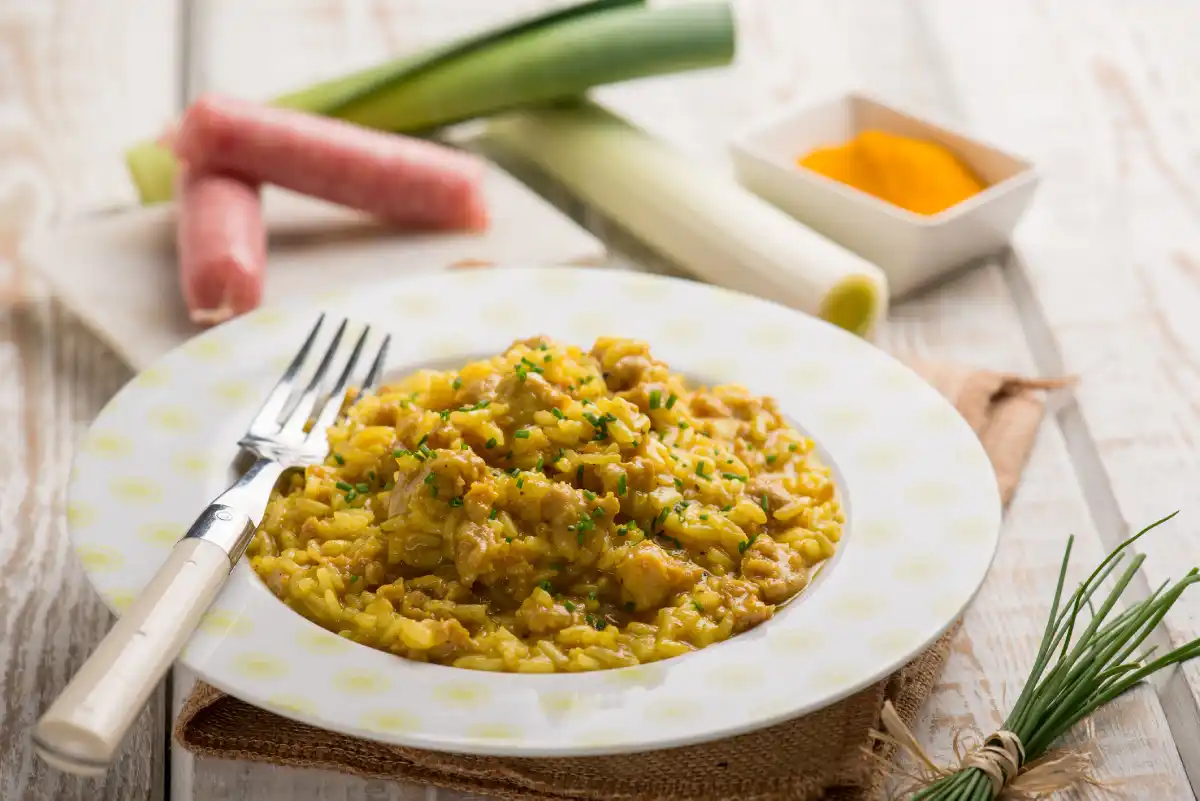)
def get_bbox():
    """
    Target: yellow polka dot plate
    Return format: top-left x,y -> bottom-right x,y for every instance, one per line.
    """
67,268 -> 1000,756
